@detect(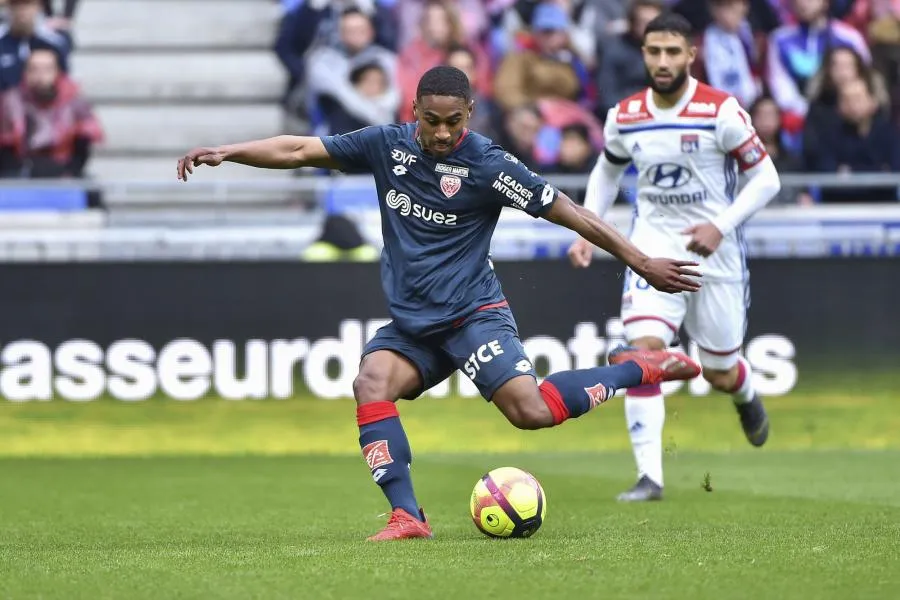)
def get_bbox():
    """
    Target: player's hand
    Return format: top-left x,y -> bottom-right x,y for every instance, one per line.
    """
682,222 -> 724,257
640,258 -> 702,294
177,147 -> 225,181
567,237 -> 594,268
